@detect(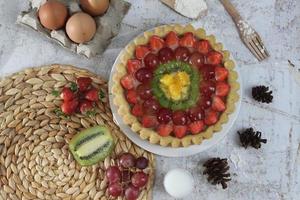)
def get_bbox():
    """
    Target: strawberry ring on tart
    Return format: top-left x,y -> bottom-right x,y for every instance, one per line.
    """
112,24 -> 240,147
